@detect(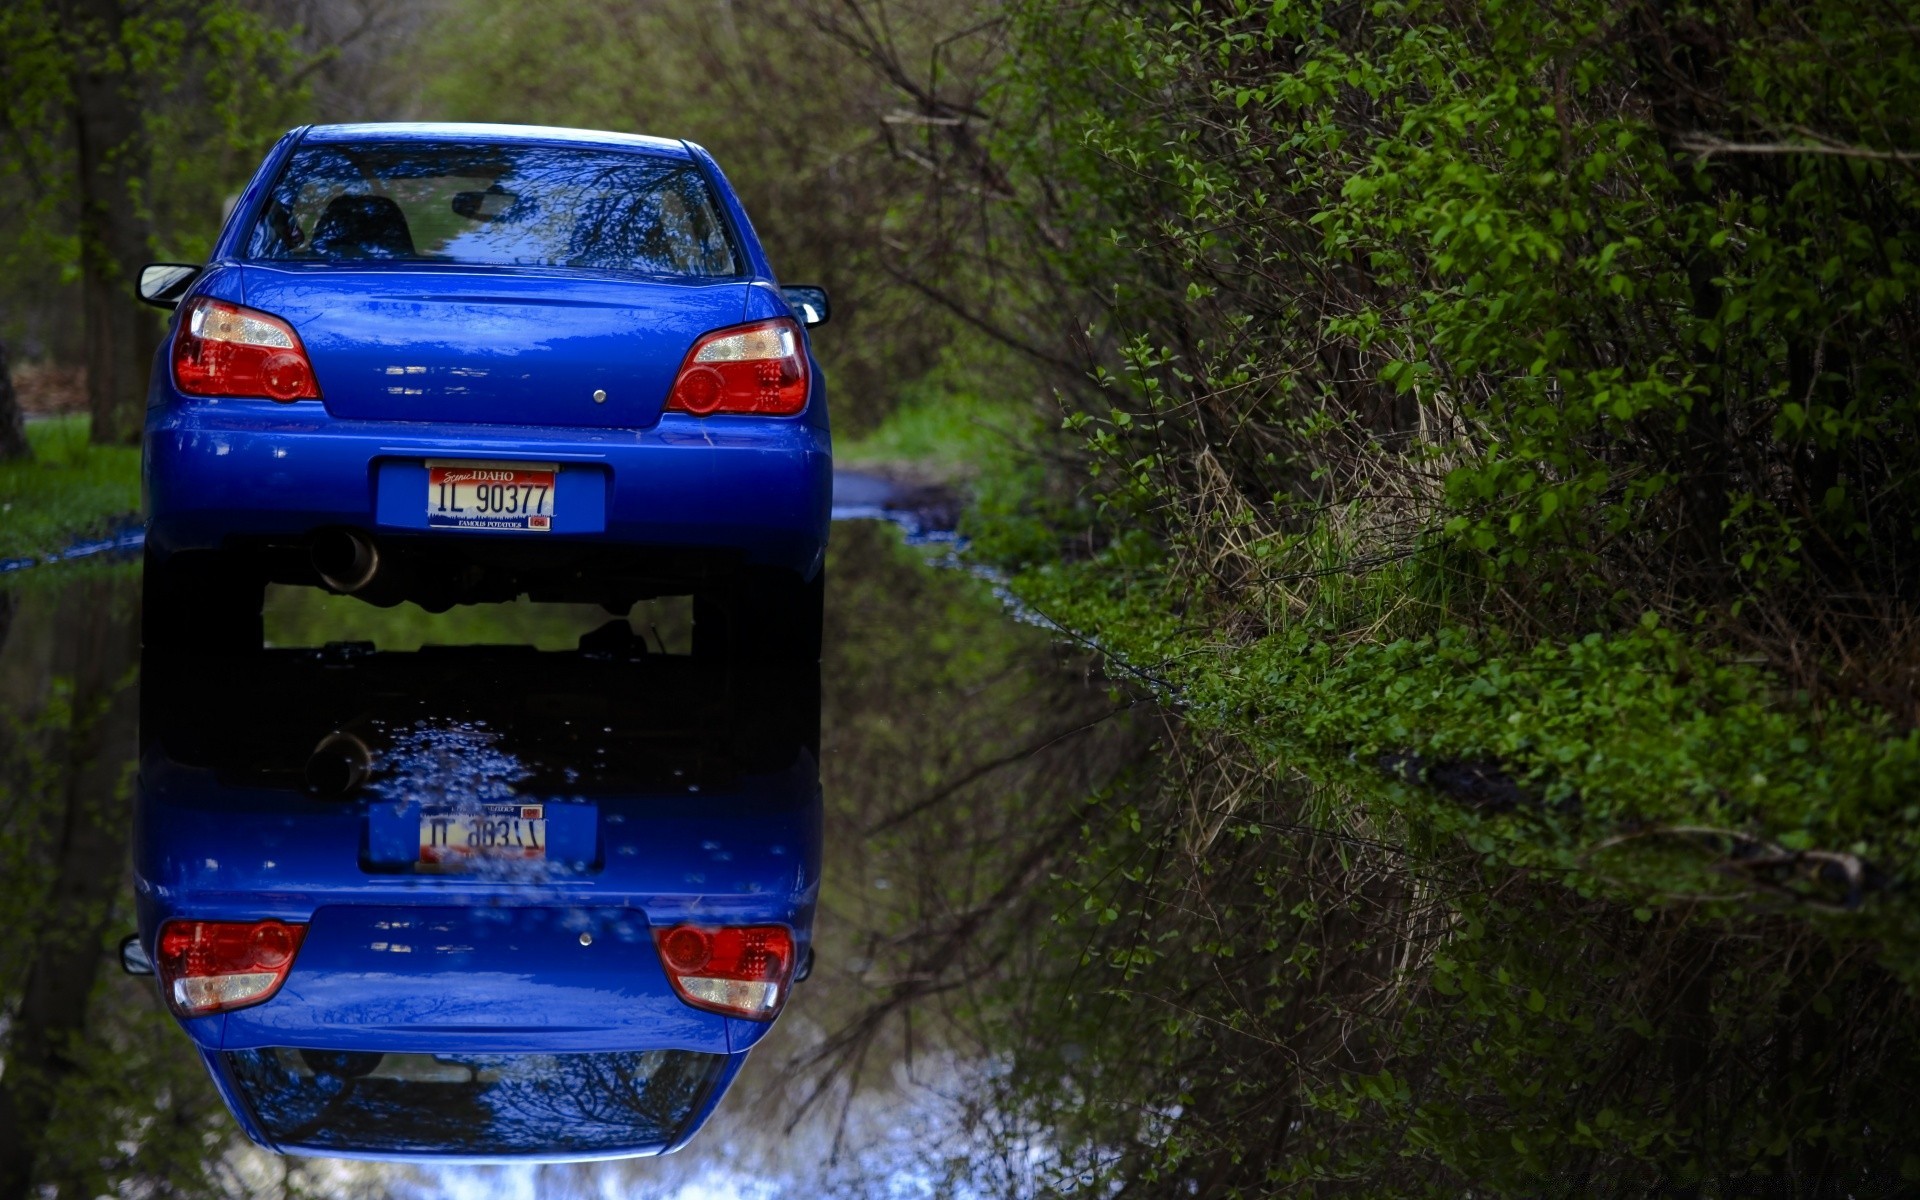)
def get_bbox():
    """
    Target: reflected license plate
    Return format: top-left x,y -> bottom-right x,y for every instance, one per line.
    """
427,459 -> 556,531
419,803 -> 547,869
